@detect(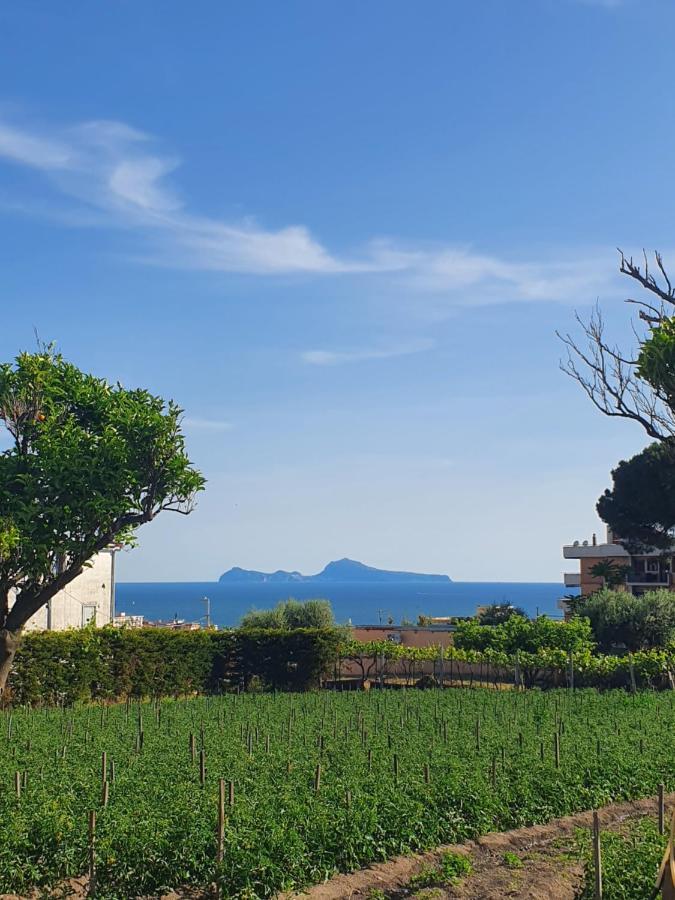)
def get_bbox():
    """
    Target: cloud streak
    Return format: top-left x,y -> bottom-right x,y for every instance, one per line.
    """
0,114 -> 619,304
182,417 -> 234,432
301,338 -> 435,366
